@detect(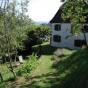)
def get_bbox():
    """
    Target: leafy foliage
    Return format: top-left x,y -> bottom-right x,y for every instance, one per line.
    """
16,53 -> 38,76
0,0 -> 32,57
62,0 -> 88,34
0,0 -> 31,79
24,25 -> 51,50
